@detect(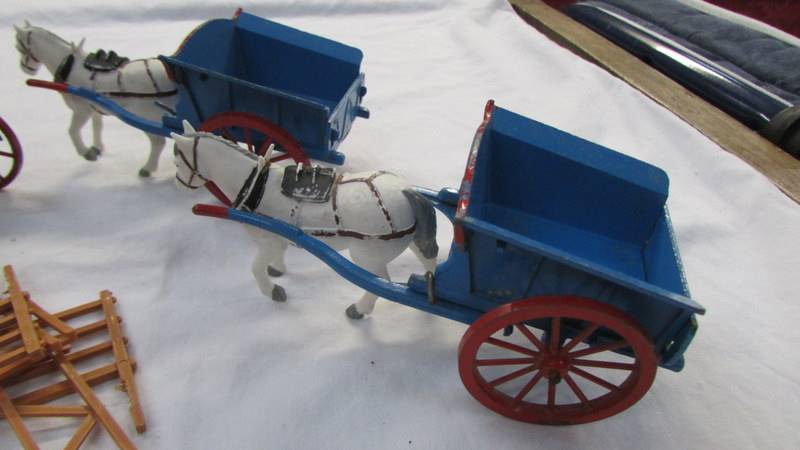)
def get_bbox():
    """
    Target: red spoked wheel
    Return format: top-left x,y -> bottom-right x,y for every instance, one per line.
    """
199,112 -> 311,205
0,117 -> 22,190
200,112 -> 310,164
458,296 -> 657,425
